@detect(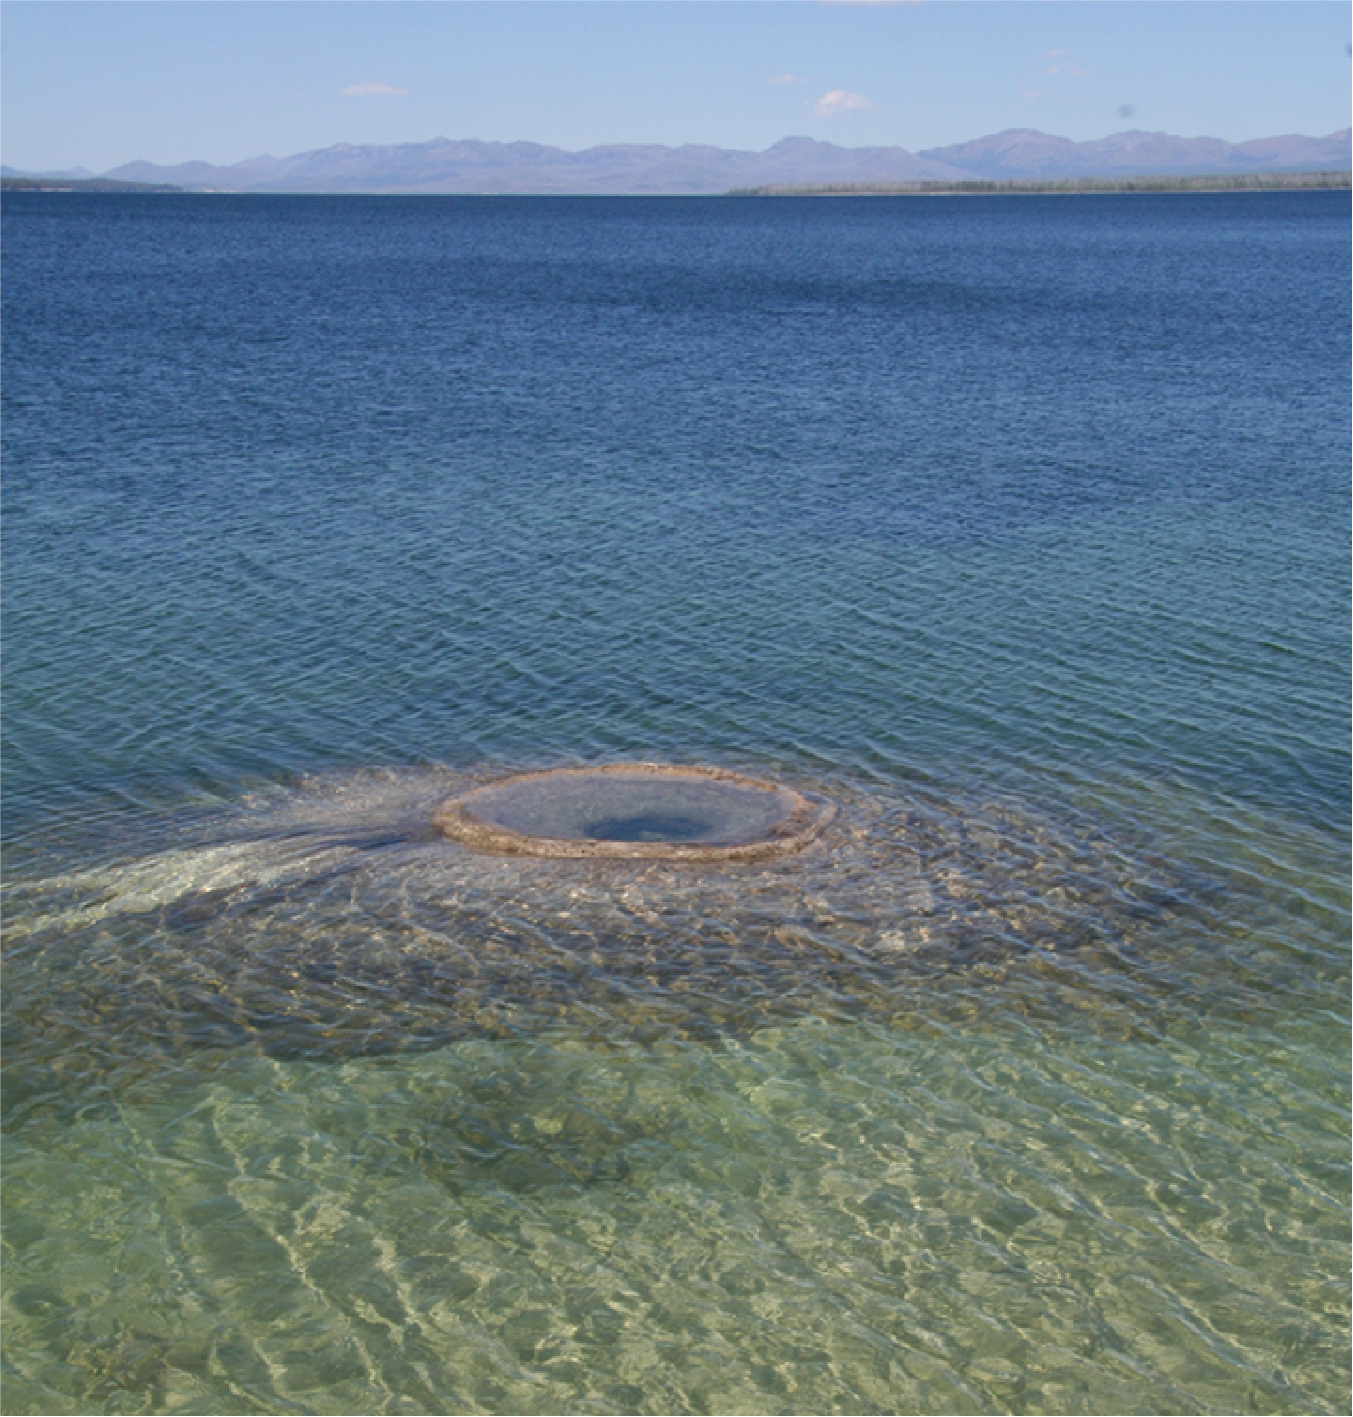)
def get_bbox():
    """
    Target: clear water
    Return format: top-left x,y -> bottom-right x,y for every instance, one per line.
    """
3,192 -> 1348,1415
453,769 -> 799,845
